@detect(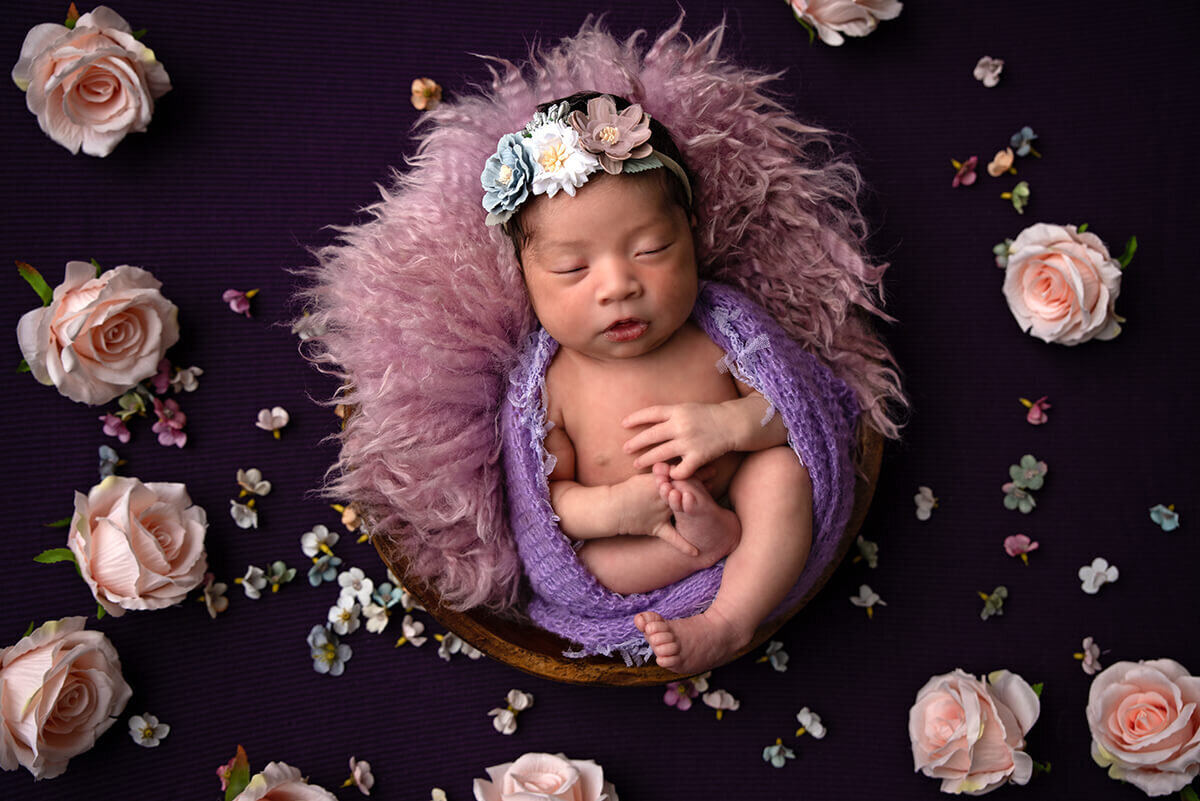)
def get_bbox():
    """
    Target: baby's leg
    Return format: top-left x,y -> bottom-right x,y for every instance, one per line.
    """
636,446 -> 811,674
579,532 -> 722,596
